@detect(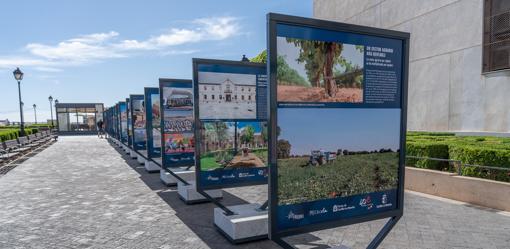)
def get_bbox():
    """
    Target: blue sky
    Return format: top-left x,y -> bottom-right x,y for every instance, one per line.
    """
0,0 -> 311,122
278,108 -> 401,155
